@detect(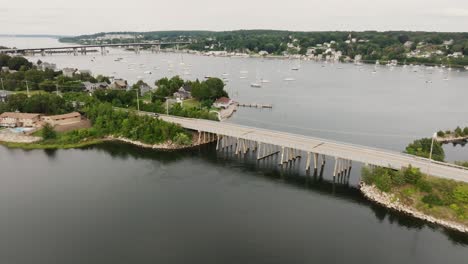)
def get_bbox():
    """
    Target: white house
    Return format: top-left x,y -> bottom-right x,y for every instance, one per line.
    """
213,97 -> 233,109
